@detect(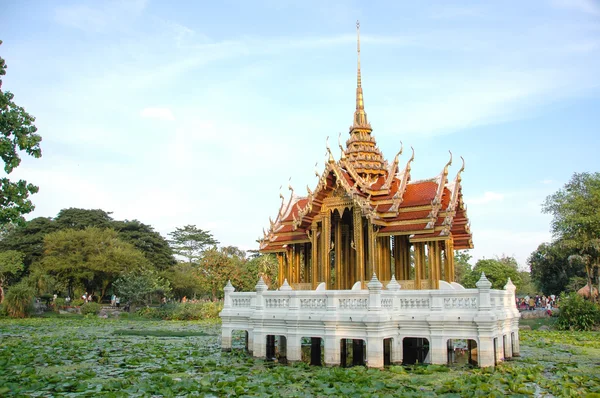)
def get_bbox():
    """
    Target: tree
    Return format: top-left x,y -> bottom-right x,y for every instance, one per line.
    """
54,208 -> 113,230
454,250 -> 473,285
543,172 -> 600,301
0,217 -> 58,271
528,241 -> 583,295
113,220 -> 175,271
198,246 -> 246,300
244,253 -> 279,289
462,258 -> 522,290
0,249 -> 23,303
0,40 -> 43,225
168,225 -> 218,263
162,262 -> 204,299
34,227 -> 150,301
113,269 -> 171,310
0,209 -> 175,278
